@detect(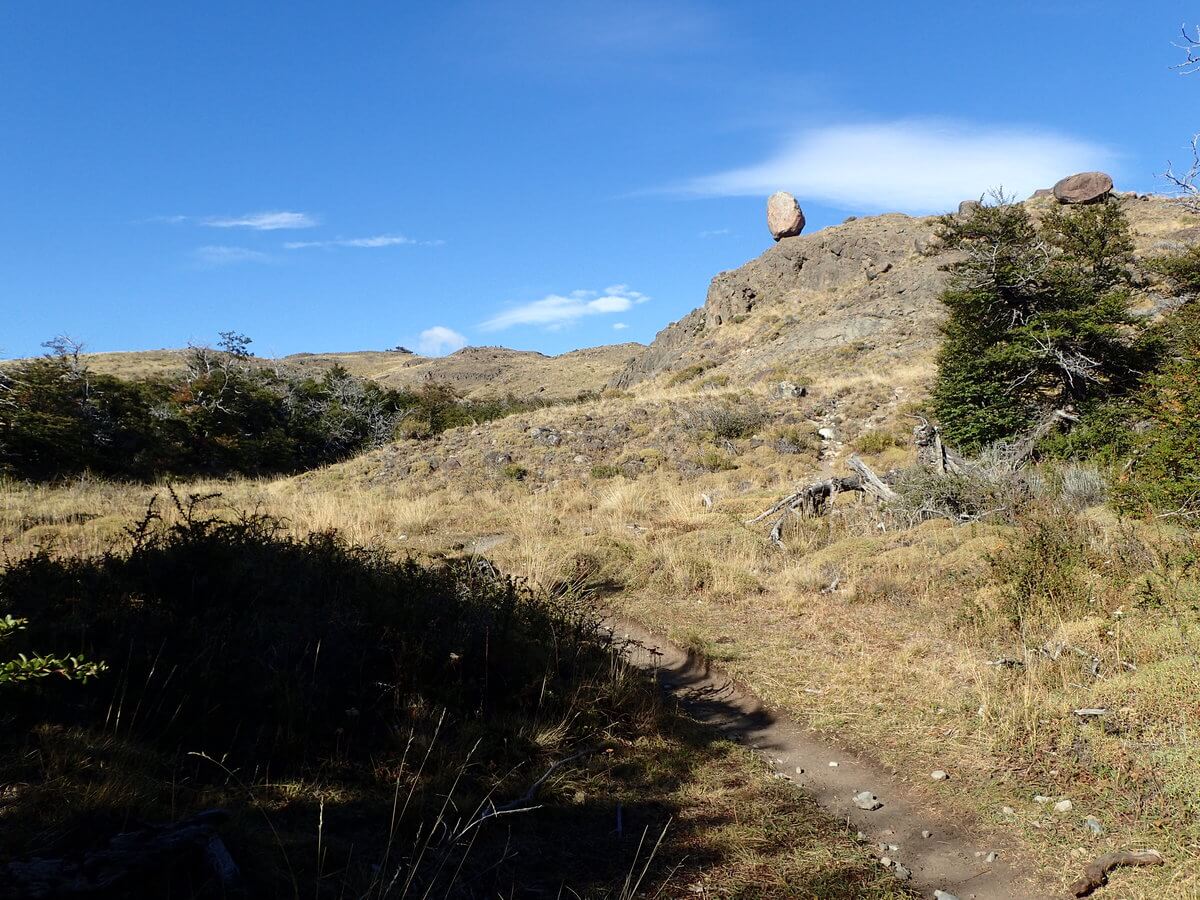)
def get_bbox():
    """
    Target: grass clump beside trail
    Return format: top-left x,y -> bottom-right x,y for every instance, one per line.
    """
0,490 -> 911,898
